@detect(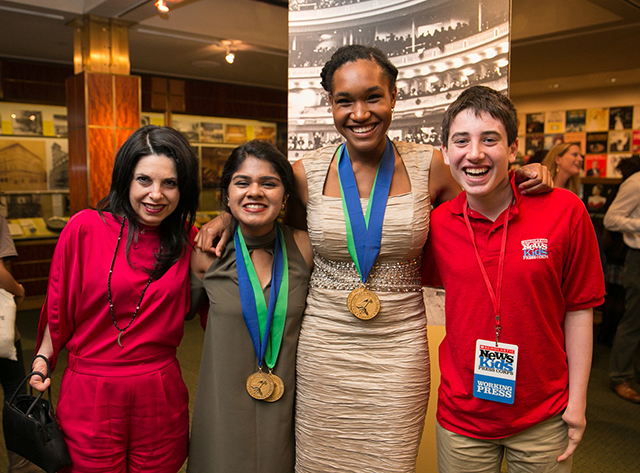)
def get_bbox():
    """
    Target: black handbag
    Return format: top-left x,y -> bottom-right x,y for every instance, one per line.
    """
2,355 -> 72,473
